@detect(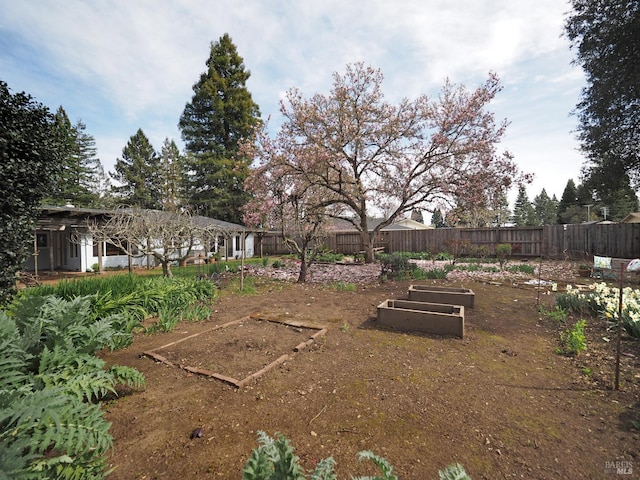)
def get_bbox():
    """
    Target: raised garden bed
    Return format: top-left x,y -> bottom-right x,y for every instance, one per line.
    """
407,284 -> 475,308
376,299 -> 464,338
